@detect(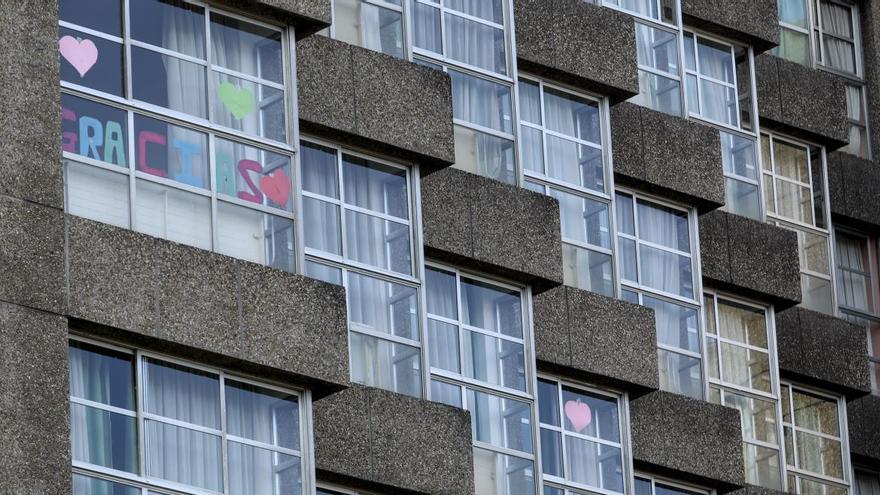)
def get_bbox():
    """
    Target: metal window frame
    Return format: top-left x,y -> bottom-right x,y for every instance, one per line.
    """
326,0 -> 408,58
60,0 -> 299,272
780,381 -> 853,492
68,334 -> 314,495
634,472 -> 715,495
535,375 -> 634,495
